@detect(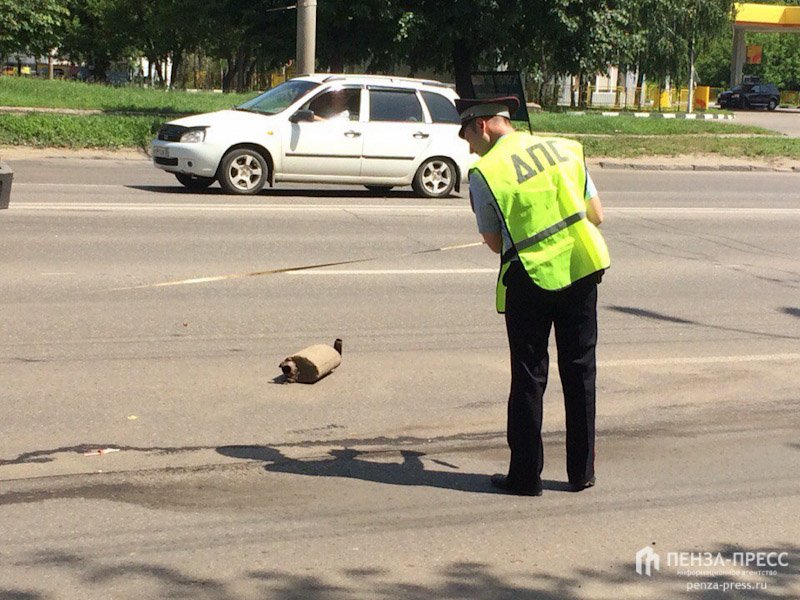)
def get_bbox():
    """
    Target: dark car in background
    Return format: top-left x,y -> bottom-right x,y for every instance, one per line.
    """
717,83 -> 780,110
